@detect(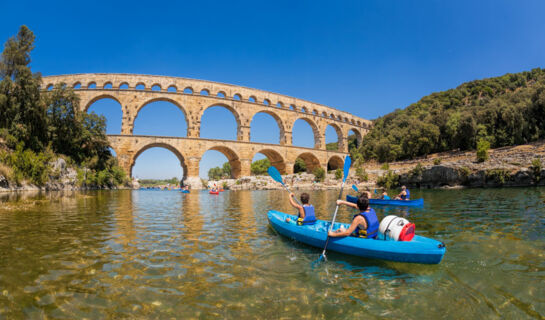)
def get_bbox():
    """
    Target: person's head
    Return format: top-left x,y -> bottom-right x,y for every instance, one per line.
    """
401,185 -> 406,191
356,196 -> 369,211
382,189 -> 387,194
360,192 -> 368,199
300,193 -> 310,205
